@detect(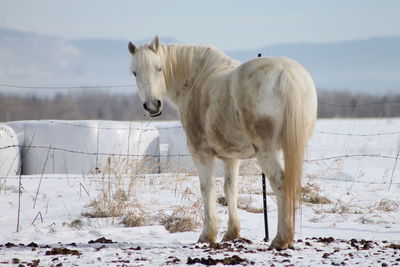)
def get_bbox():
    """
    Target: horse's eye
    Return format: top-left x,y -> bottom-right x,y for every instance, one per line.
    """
157,67 -> 162,72
132,71 -> 137,77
